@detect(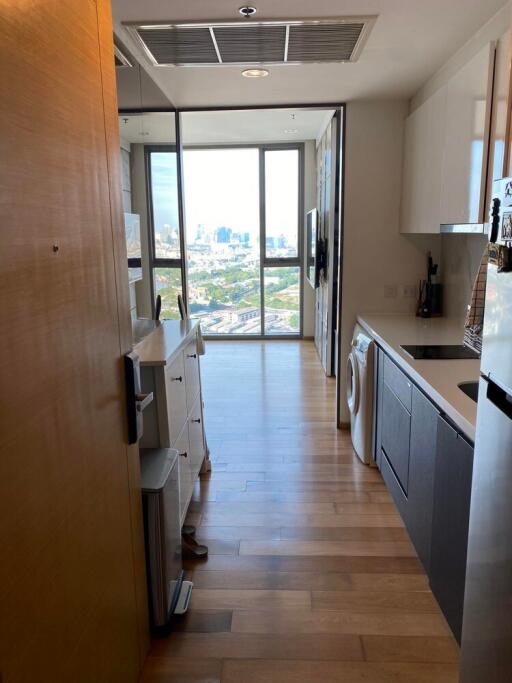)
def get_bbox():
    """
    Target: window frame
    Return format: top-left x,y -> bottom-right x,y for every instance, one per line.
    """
145,144 -> 186,319
260,144 -> 304,336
